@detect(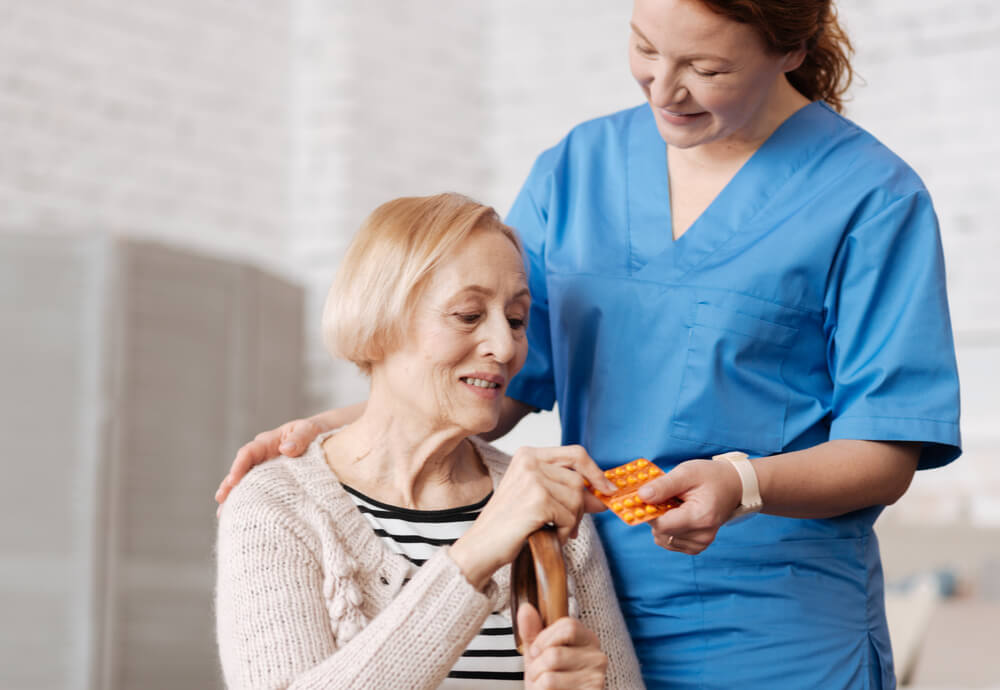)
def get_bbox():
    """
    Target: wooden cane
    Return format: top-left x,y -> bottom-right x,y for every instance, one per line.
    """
510,524 -> 569,654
